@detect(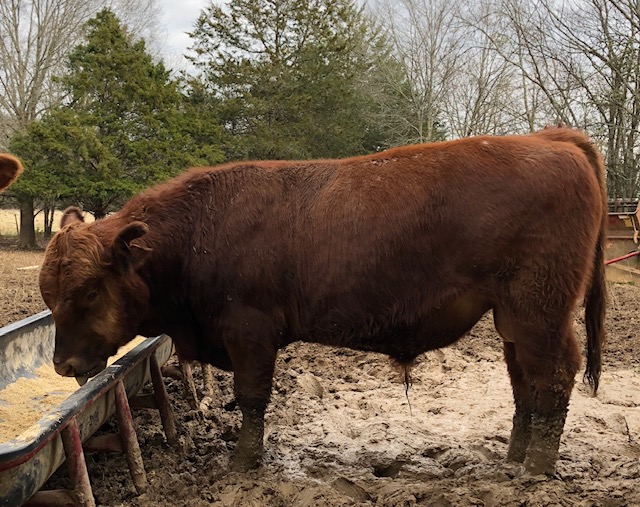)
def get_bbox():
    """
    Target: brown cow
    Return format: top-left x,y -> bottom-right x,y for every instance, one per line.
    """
39,127 -> 607,476
0,153 -> 23,191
